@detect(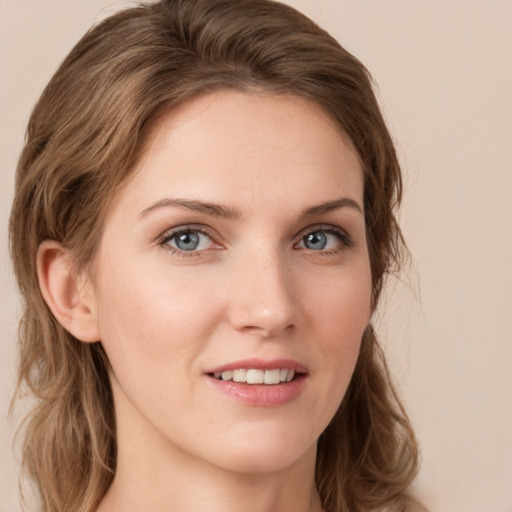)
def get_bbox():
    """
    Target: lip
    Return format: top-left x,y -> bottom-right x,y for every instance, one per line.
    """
205,358 -> 308,374
205,358 -> 308,407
